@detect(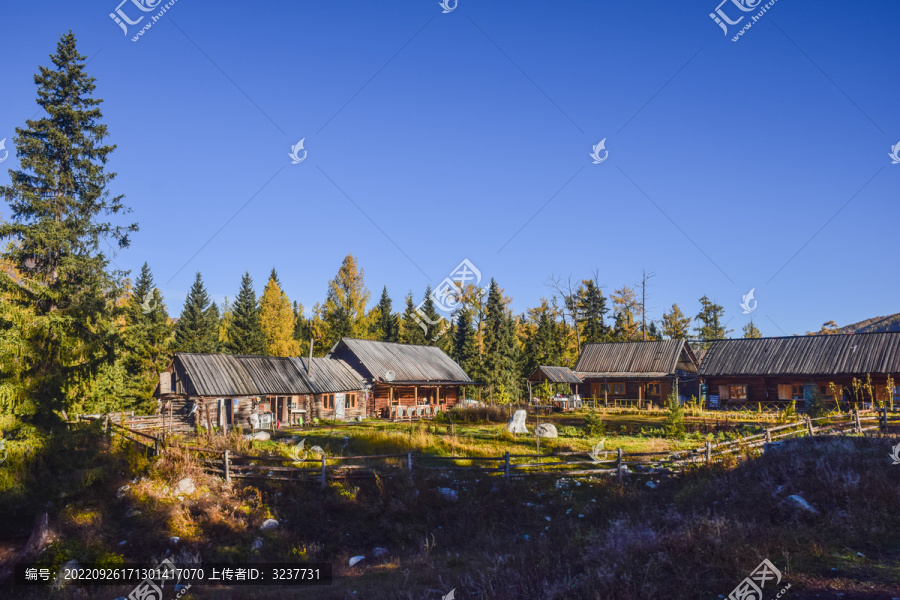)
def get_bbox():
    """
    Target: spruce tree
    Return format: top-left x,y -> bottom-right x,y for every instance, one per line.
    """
694,296 -> 732,347
420,284 -> 445,345
453,308 -> 477,376
0,32 -> 137,420
227,272 -> 265,354
579,280 -> 609,344
174,273 -> 220,353
481,280 -> 518,402
375,286 -> 399,342
661,303 -> 692,339
120,263 -> 173,411
321,254 -> 371,347
400,292 -> 427,345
